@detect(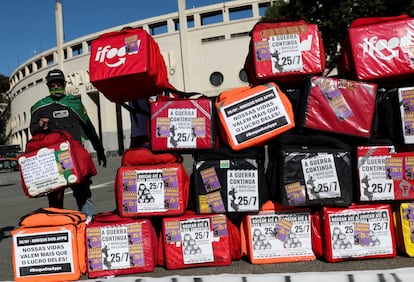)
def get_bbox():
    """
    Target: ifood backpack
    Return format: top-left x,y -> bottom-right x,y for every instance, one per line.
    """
244,19 -> 326,86
115,147 -> 189,217
18,130 -> 96,198
89,27 -> 172,102
338,14 -> 414,82
216,82 -> 295,151
85,211 -> 158,278
12,208 -> 87,282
